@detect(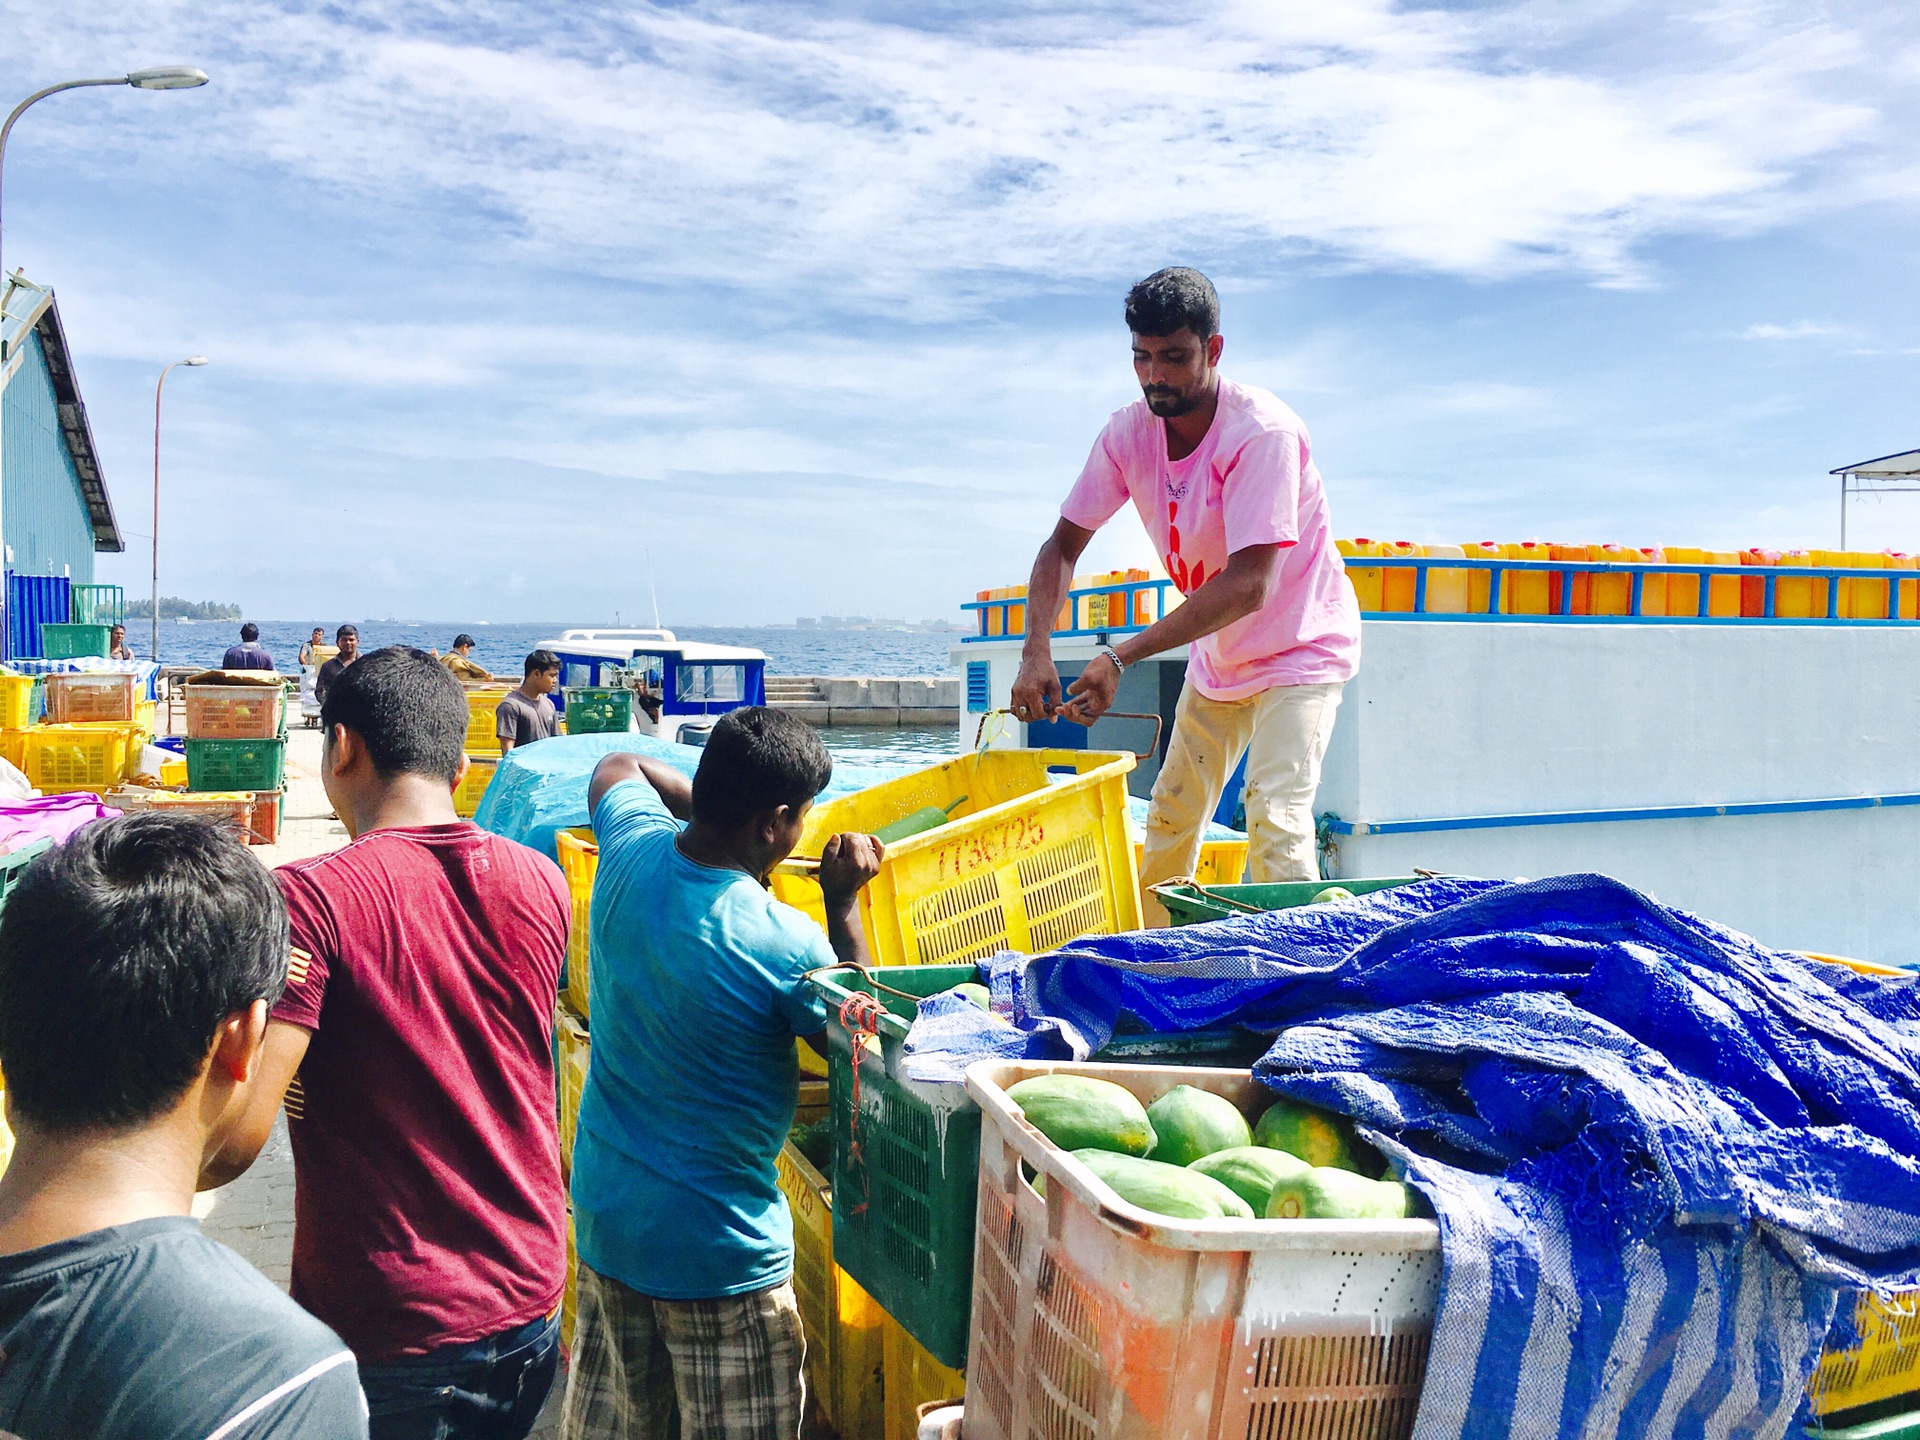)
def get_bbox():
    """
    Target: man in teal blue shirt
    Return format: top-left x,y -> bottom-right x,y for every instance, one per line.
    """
562,708 -> 880,1440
